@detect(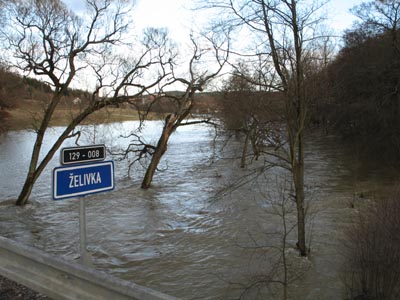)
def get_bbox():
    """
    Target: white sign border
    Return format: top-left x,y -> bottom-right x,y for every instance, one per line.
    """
53,160 -> 114,200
